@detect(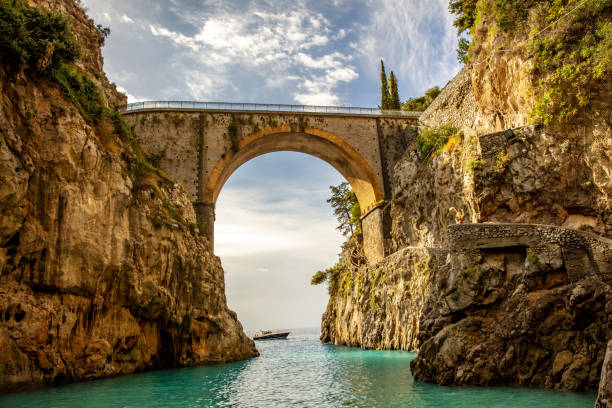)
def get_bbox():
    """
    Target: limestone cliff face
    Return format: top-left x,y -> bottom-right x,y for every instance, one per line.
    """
391,125 -> 612,252
321,223 -> 612,391
321,14 -> 611,397
410,224 -> 611,391
321,248 -> 447,351
0,0 -> 256,393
